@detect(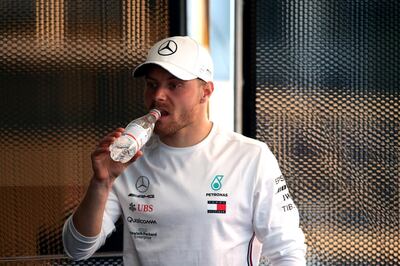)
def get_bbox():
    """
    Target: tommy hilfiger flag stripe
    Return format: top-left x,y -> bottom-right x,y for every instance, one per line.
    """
207,200 -> 226,213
